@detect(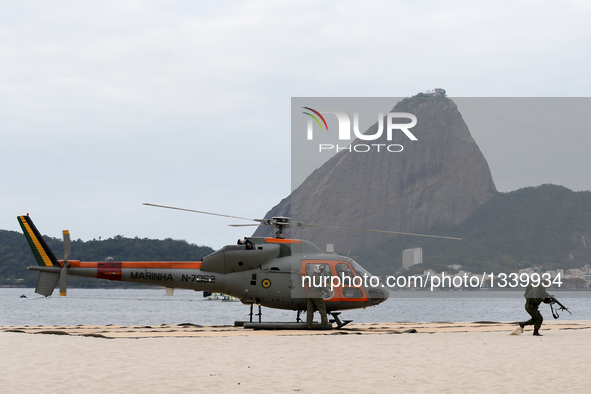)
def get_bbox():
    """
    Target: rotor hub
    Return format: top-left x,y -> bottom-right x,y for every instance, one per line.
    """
268,217 -> 291,239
